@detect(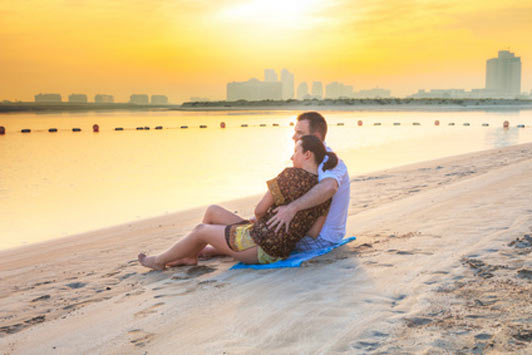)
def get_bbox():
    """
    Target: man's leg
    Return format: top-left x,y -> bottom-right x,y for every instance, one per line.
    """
139,224 -> 258,270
